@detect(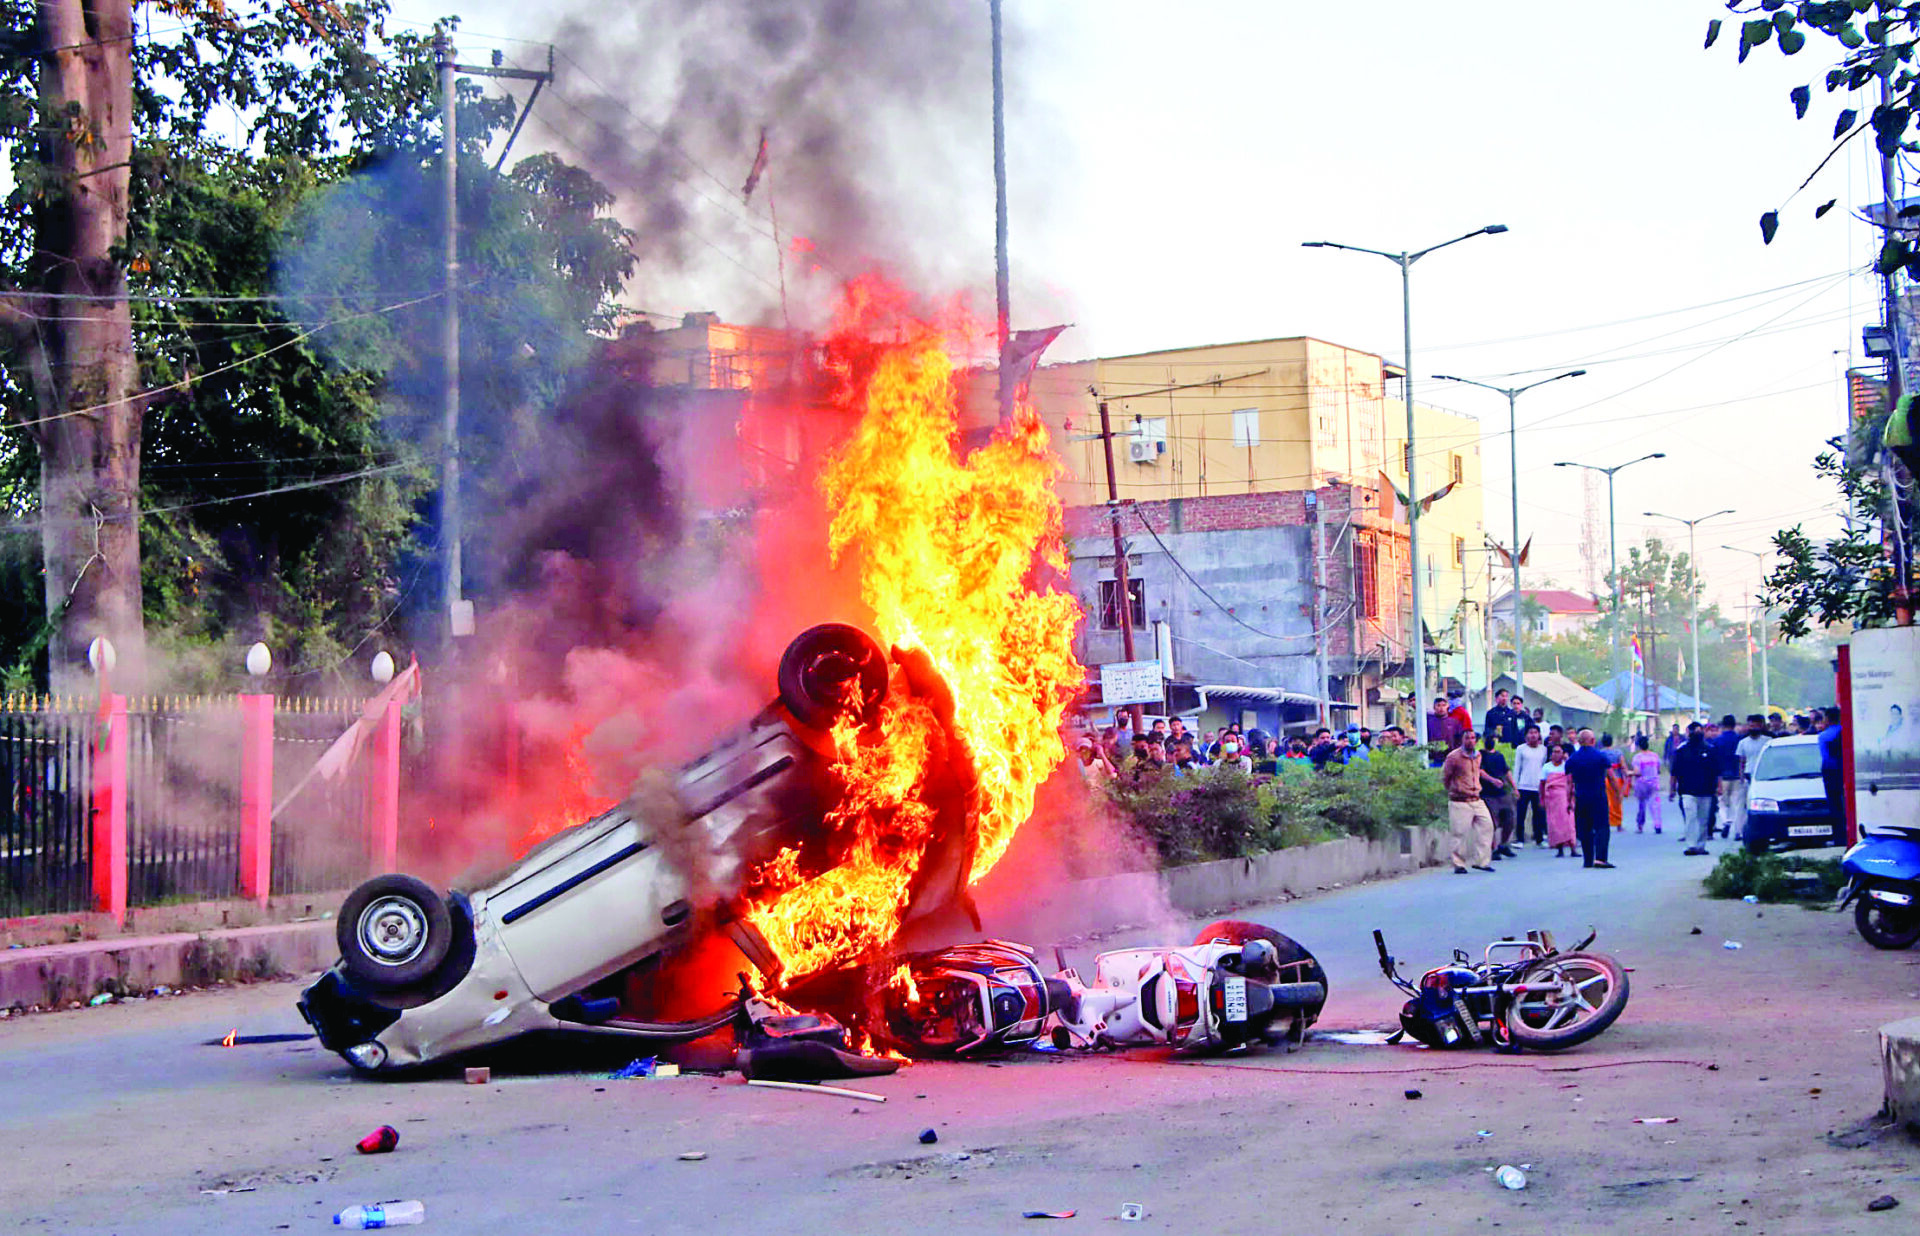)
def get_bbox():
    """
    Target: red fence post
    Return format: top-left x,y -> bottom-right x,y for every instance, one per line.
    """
90,694 -> 127,924
1837,642 -> 1857,847
368,701 -> 401,873
238,692 -> 274,905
